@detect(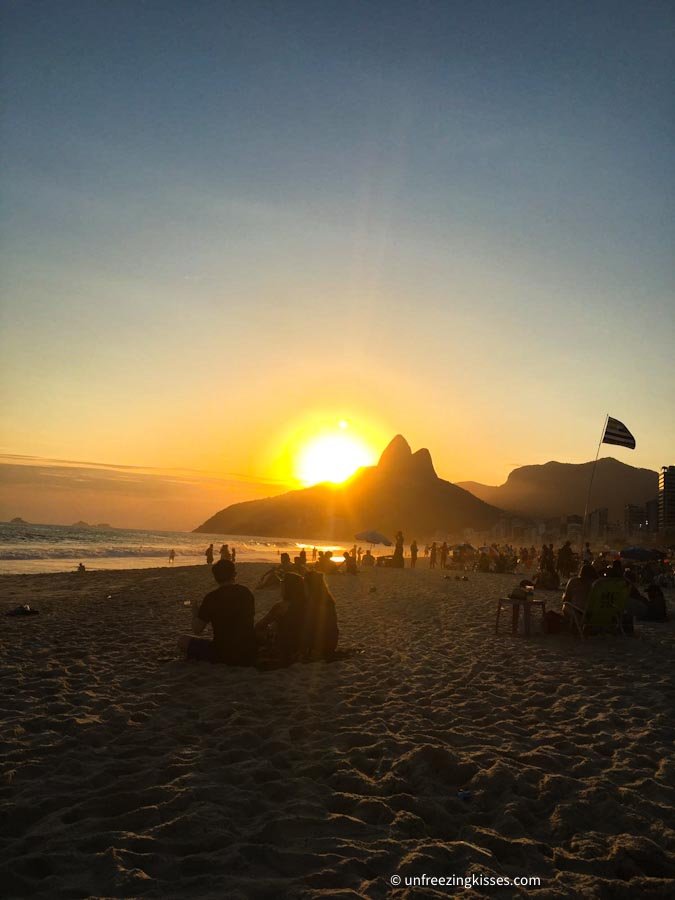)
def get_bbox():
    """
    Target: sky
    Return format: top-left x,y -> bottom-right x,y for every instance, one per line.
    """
1,1 -> 673,529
